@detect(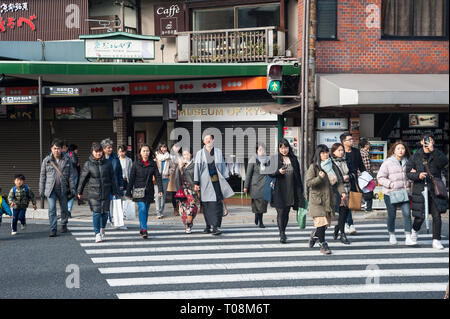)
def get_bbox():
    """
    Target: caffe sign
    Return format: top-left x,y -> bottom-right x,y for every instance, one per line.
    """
154,2 -> 184,37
